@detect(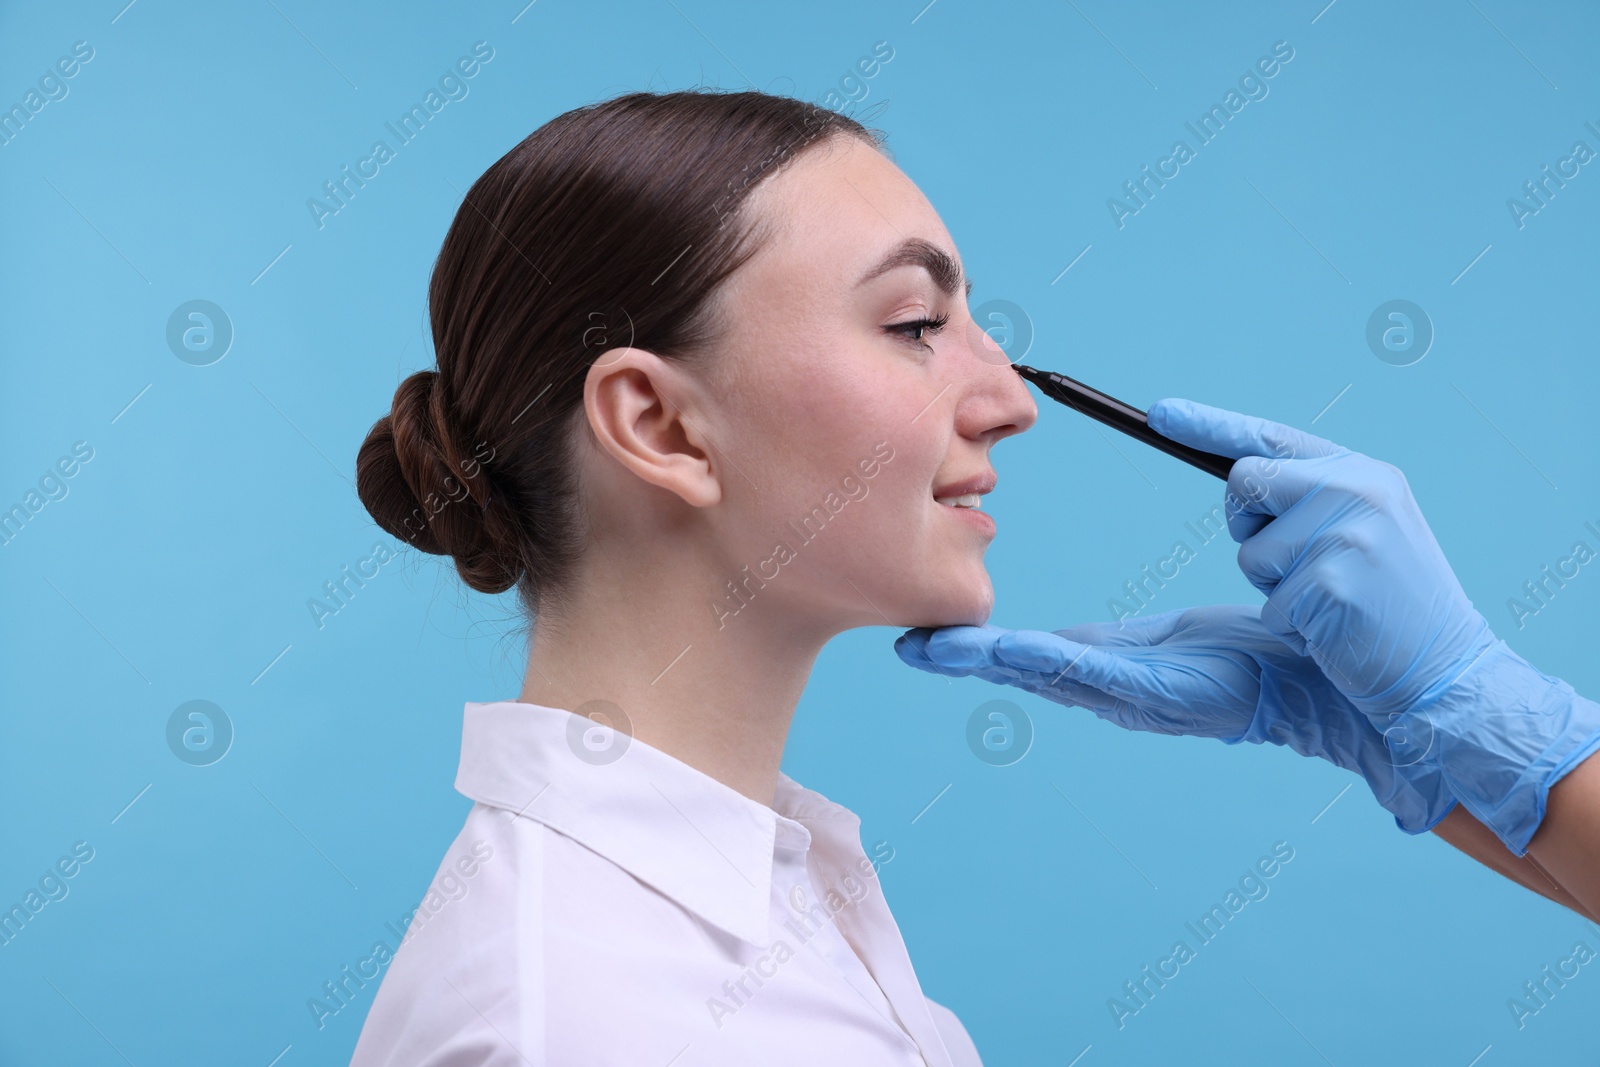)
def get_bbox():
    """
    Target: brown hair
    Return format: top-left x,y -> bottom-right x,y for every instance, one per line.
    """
355,90 -> 883,622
